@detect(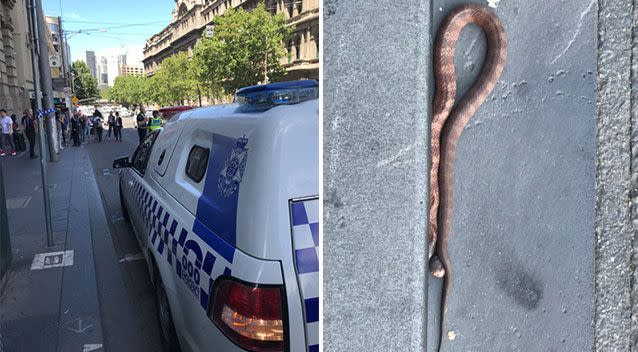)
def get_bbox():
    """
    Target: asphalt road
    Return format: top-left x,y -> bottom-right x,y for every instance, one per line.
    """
83,122 -> 164,352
